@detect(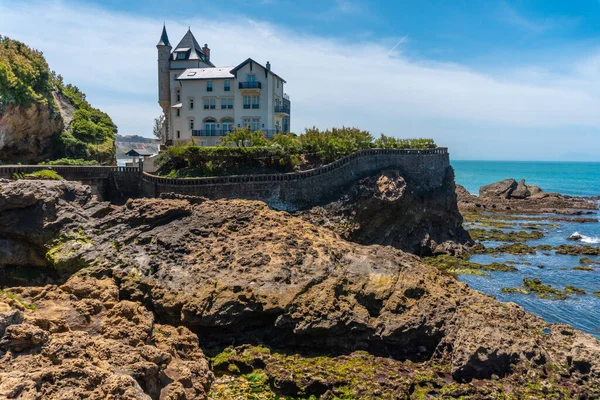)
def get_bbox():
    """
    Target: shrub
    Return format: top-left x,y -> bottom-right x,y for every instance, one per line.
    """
158,126 -> 437,177
0,35 -> 51,108
0,35 -> 116,164
40,158 -> 99,166
299,127 -> 374,161
13,169 -> 64,180
221,127 -> 269,147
